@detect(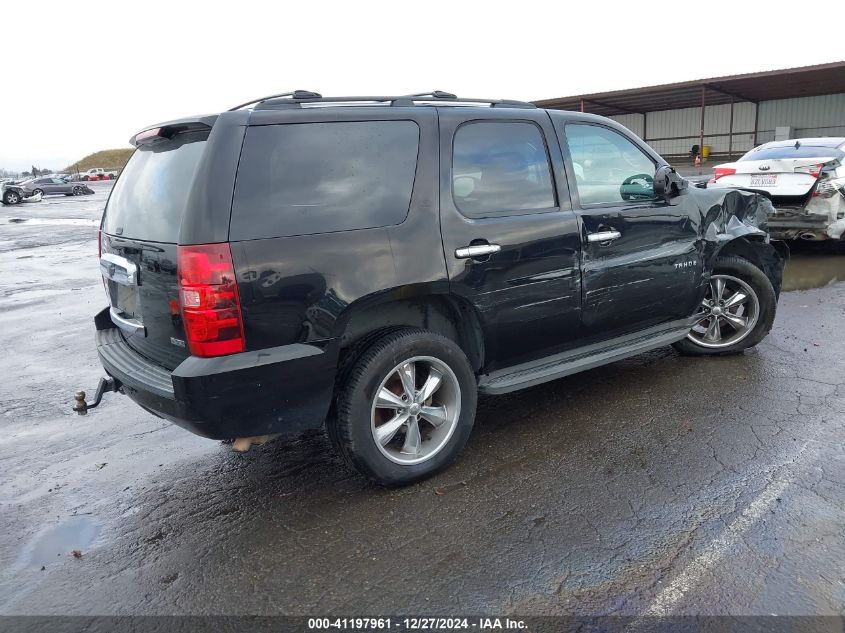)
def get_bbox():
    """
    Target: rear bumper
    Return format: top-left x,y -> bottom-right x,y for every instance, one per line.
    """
767,210 -> 832,240
94,308 -> 337,439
